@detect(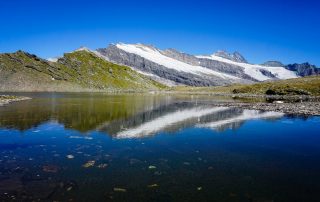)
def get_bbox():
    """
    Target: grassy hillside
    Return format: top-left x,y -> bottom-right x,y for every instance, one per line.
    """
172,76 -> 320,96
56,50 -> 165,90
0,50 -> 165,92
